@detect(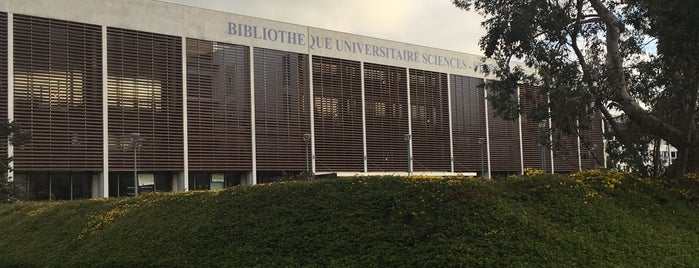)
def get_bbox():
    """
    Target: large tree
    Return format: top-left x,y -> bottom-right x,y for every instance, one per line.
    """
0,120 -> 30,177
453,0 -> 699,177
0,120 -> 30,202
